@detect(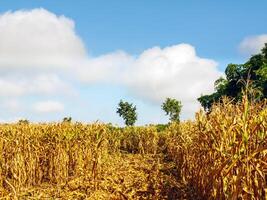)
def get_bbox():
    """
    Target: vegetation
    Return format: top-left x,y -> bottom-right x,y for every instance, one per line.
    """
161,98 -> 182,122
0,94 -> 266,199
167,96 -> 267,199
117,100 -> 137,126
18,119 -> 29,125
63,116 -> 72,123
198,43 -> 267,111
